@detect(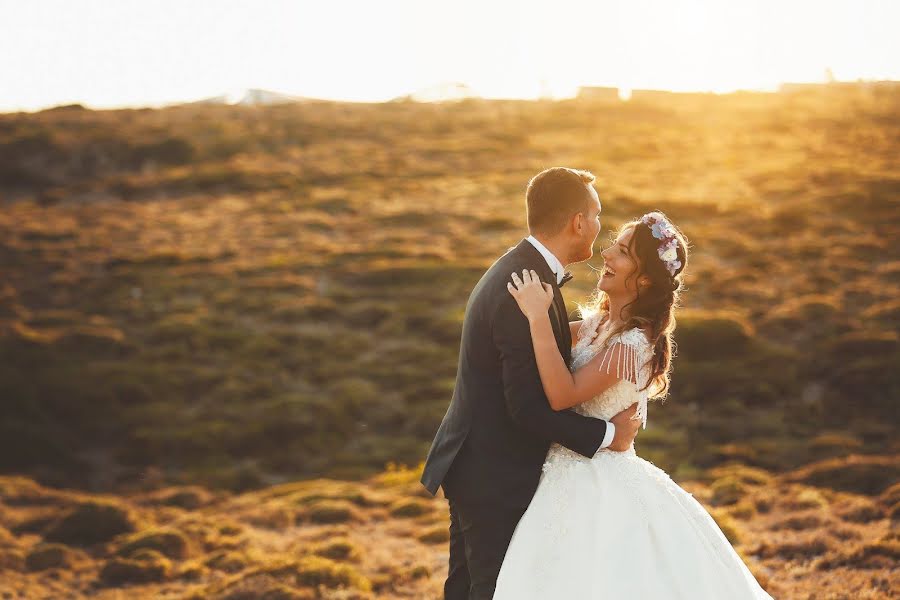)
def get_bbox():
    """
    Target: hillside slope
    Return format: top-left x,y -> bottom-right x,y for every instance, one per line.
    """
1,89 -> 897,492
